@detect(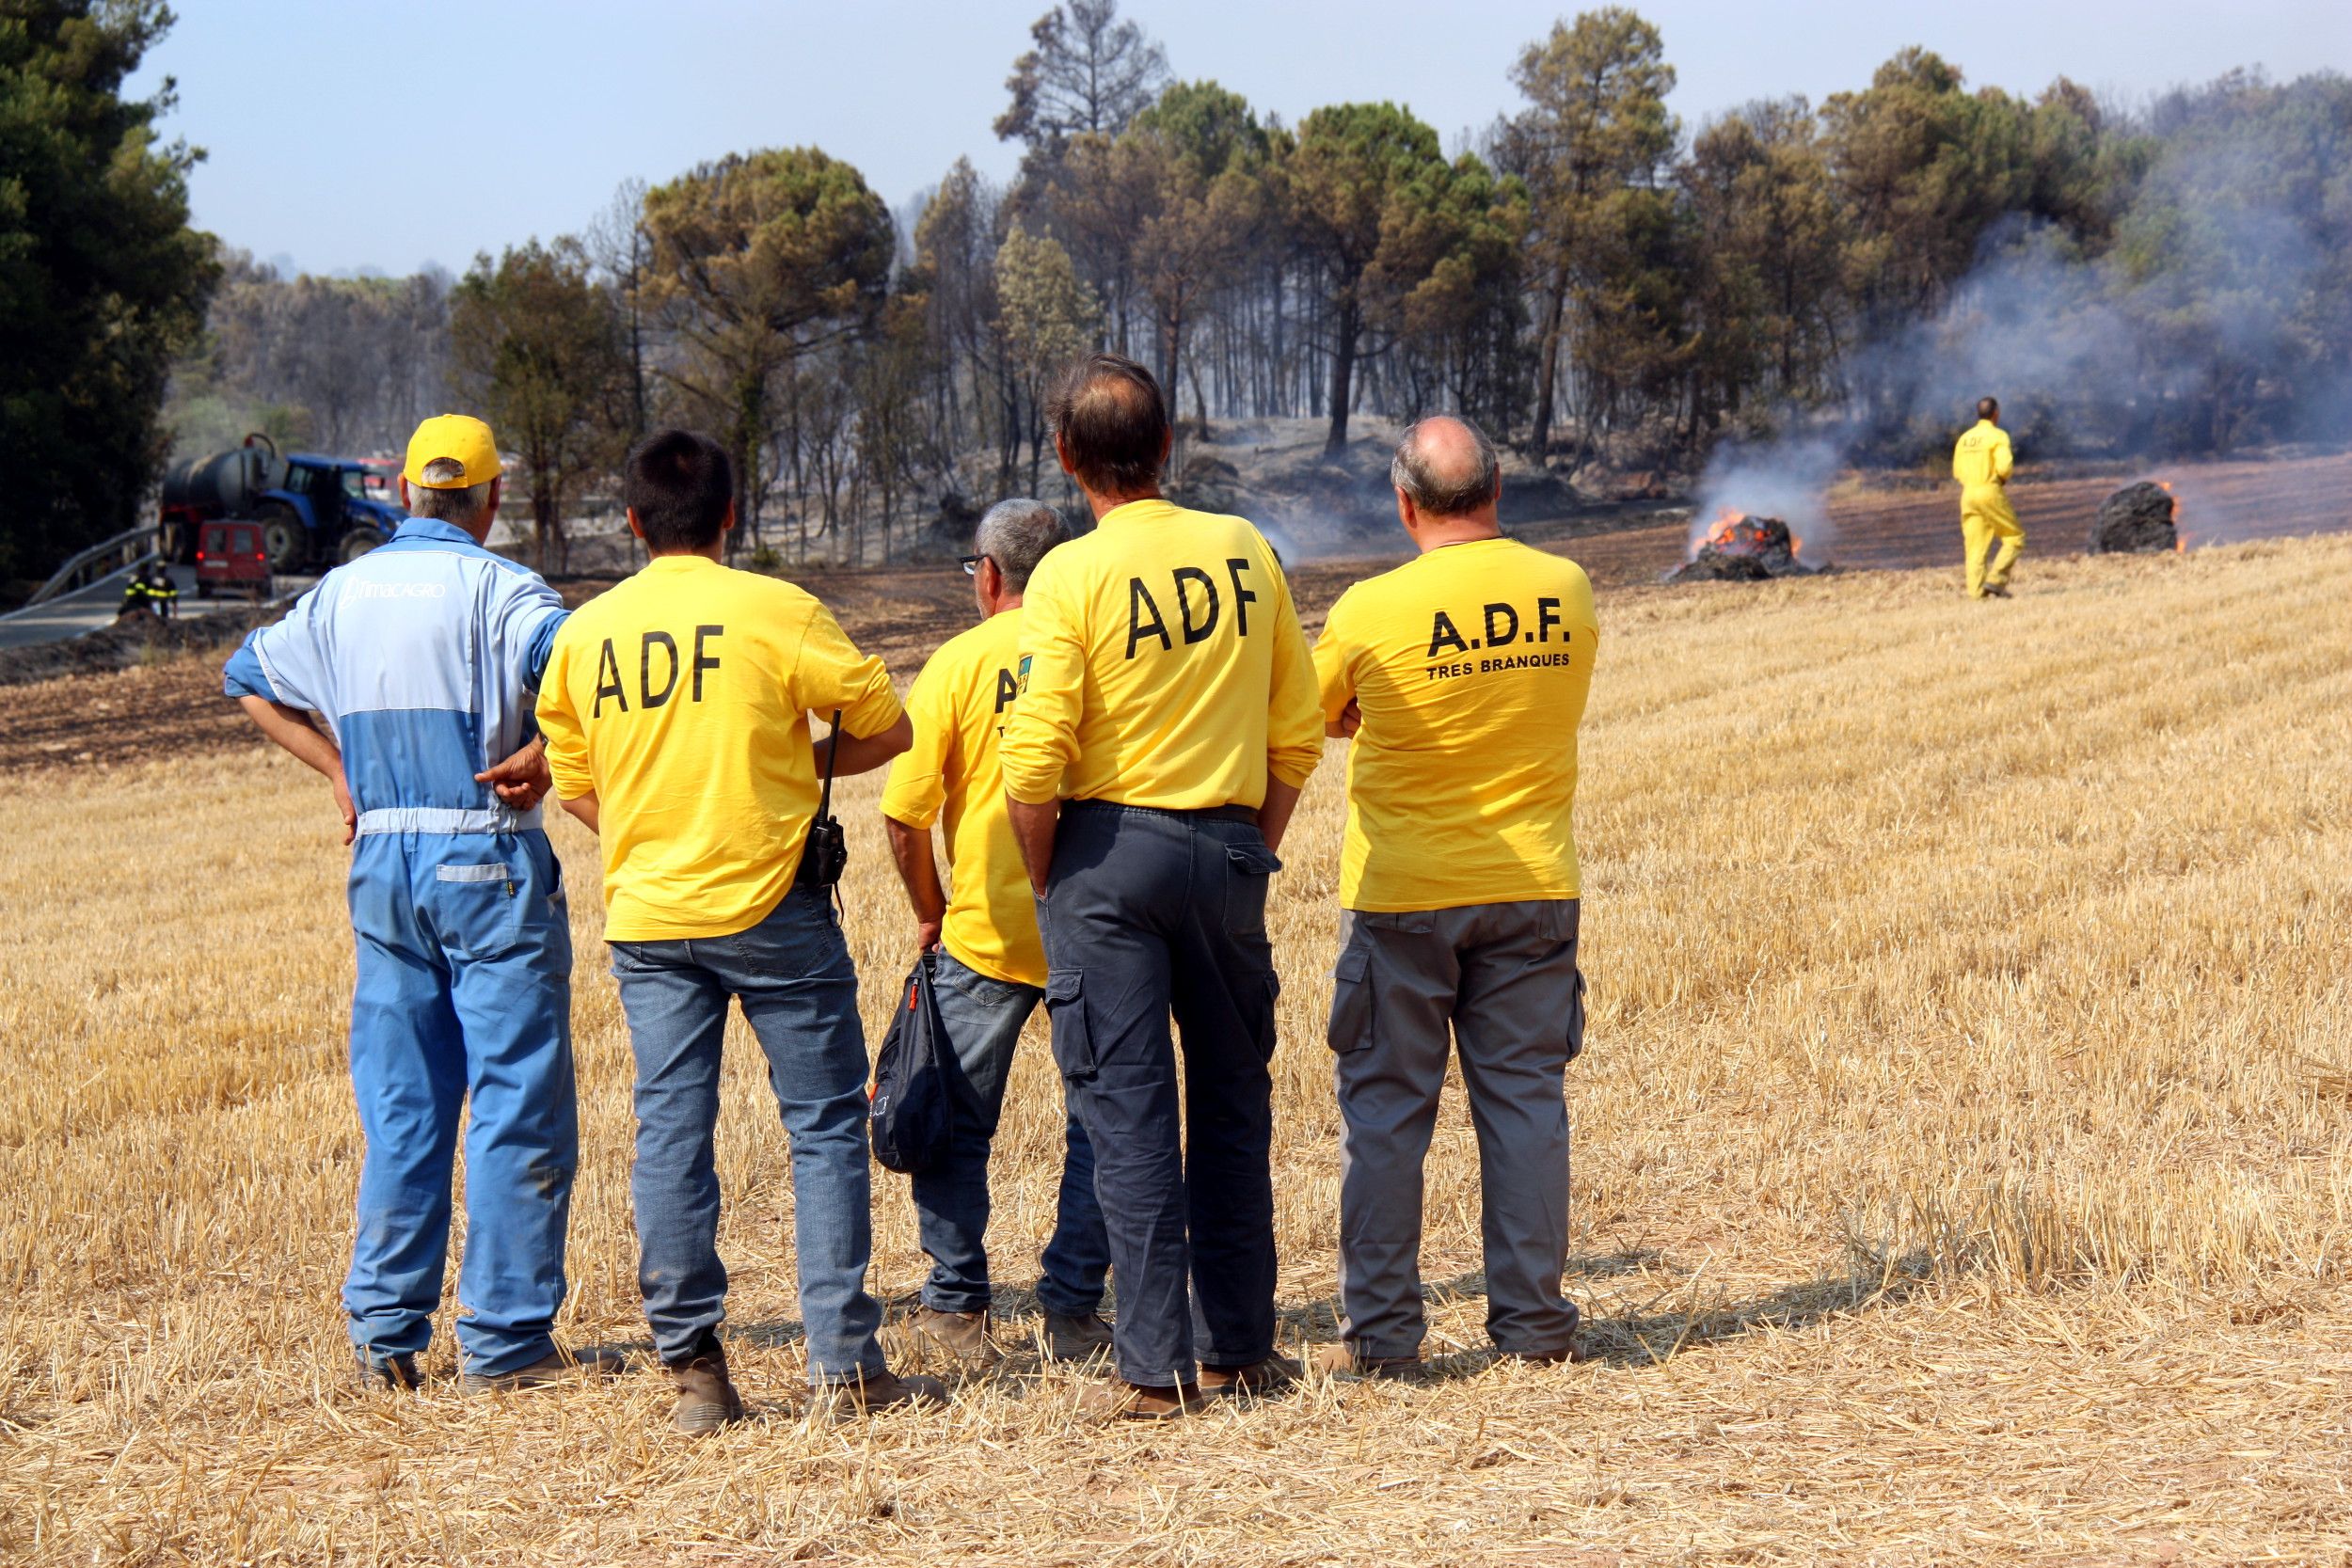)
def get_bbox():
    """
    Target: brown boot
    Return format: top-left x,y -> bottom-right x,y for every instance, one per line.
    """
816,1367 -> 948,1419
1041,1309 -> 1115,1364
1197,1353 -> 1299,1400
905,1307 -> 1001,1368
460,1344 -> 628,1394
1075,1378 -> 1203,1424
1310,1342 -> 1422,1381
353,1349 -> 421,1392
670,1351 -> 745,1435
